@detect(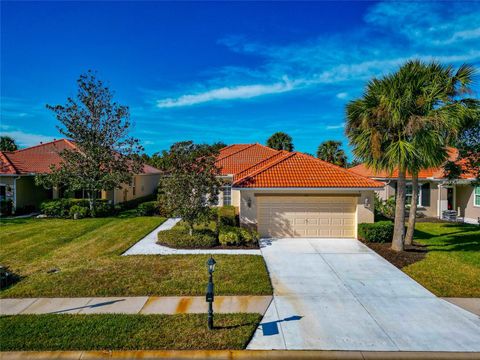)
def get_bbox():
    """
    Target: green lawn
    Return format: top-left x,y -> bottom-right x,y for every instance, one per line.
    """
403,222 -> 480,297
0,313 -> 261,351
0,217 -> 272,297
